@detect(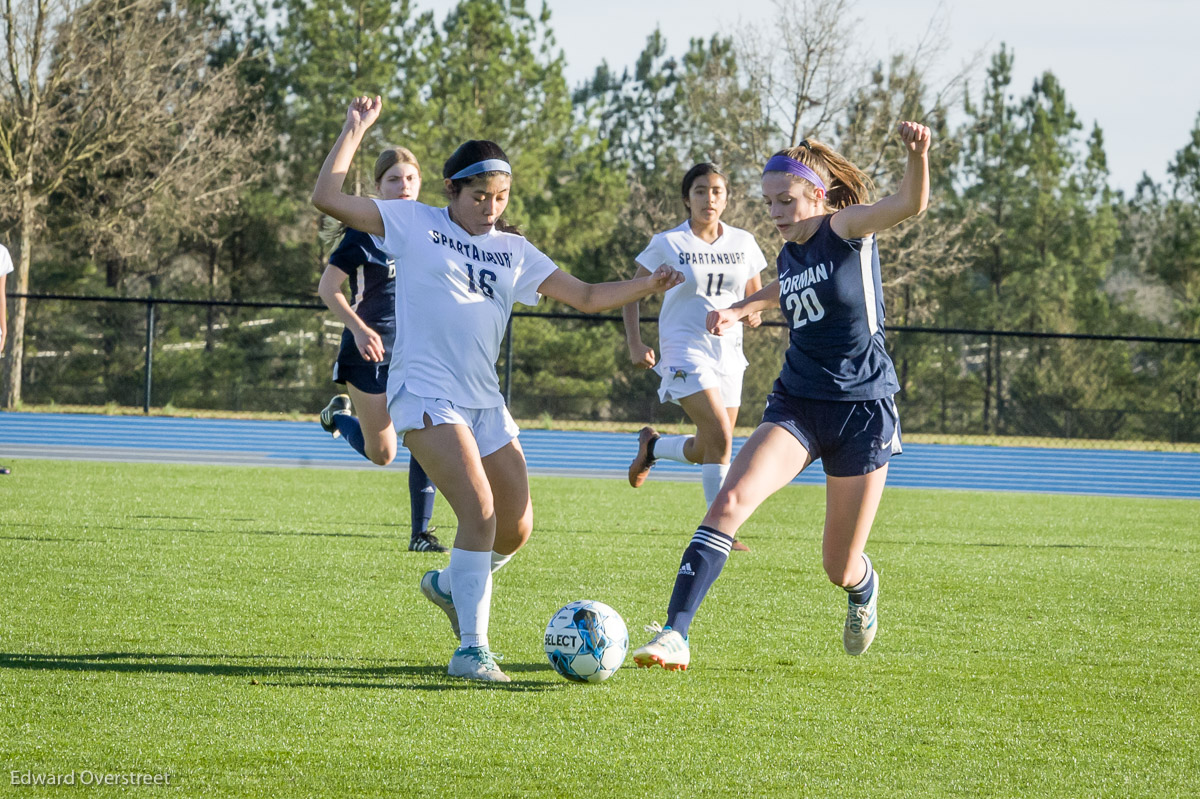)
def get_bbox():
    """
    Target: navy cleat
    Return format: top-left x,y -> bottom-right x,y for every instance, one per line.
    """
319,394 -> 352,438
